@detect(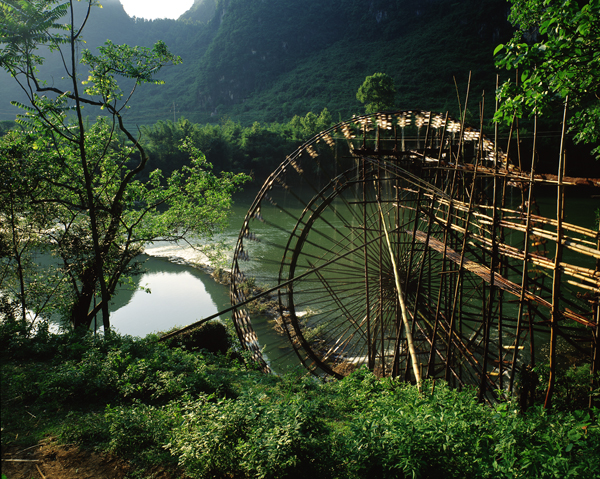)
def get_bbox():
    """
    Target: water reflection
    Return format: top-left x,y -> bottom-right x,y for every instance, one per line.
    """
108,254 -> 300,374
108,255 -> 228,337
